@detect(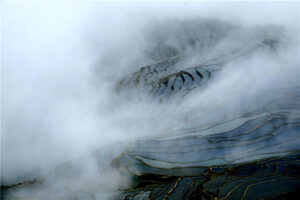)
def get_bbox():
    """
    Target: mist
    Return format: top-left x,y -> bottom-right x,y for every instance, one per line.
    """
1,1 -> 300,199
